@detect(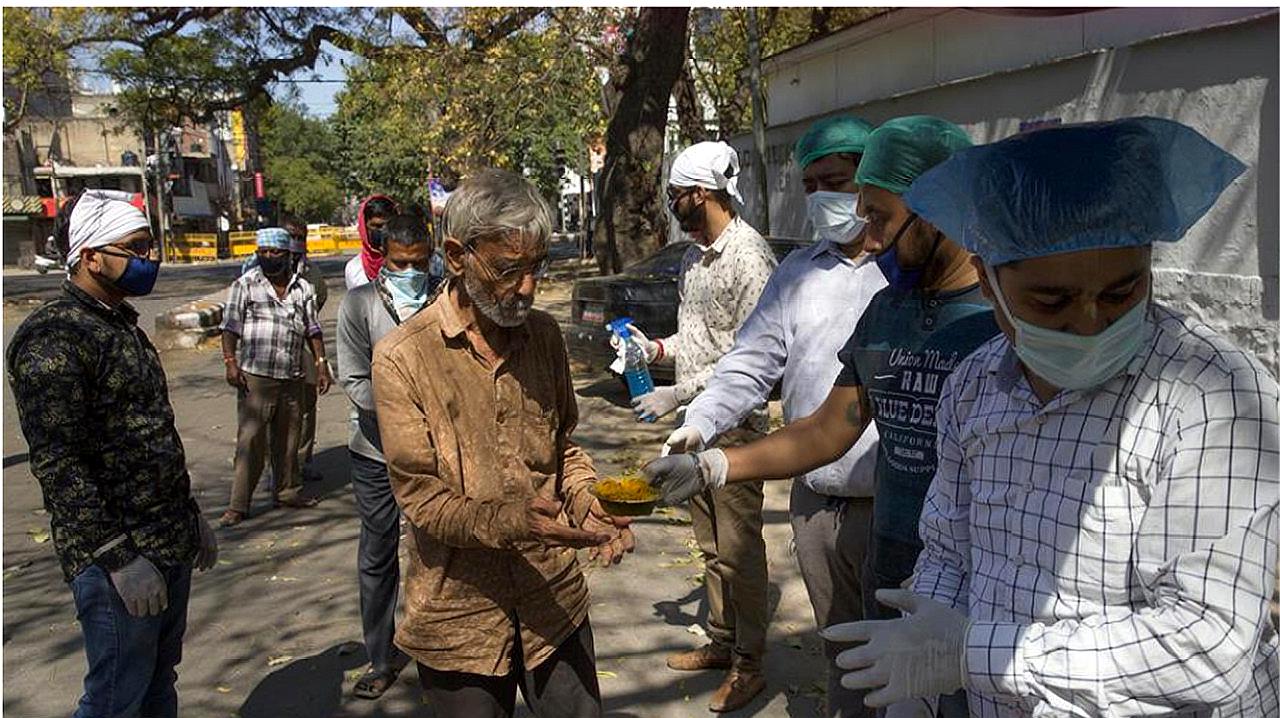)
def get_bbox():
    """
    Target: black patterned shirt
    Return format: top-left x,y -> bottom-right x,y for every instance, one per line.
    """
6,282 -> 200,581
